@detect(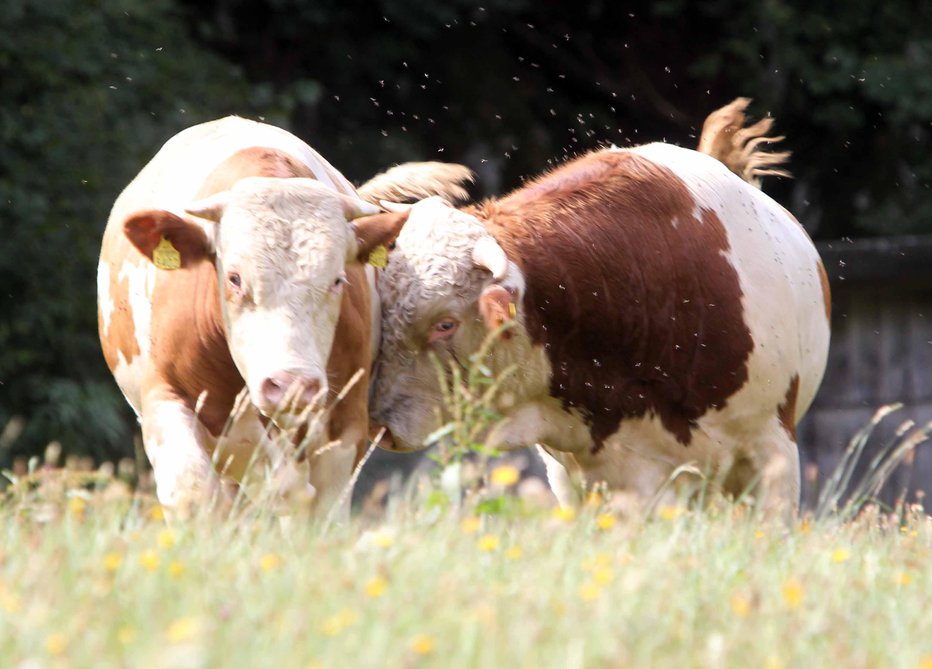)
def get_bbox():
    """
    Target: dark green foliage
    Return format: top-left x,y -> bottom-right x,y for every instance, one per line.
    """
2,0 -> 931,462
0,0 -> 254,465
